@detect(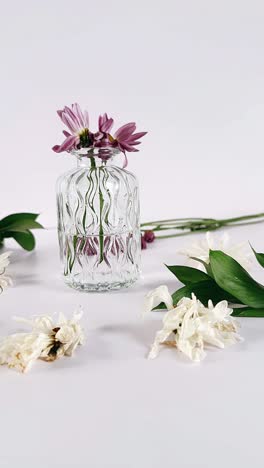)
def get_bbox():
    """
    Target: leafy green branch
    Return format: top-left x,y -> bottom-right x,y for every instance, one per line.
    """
157,247 -> 264,317
0,213 -> 43,251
